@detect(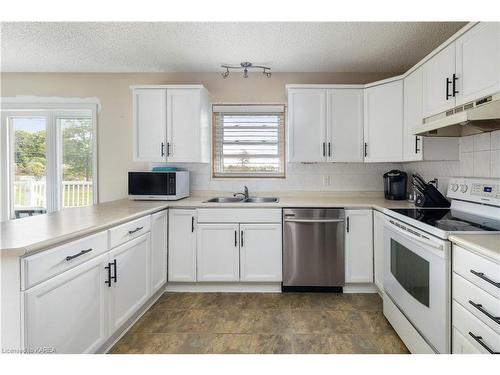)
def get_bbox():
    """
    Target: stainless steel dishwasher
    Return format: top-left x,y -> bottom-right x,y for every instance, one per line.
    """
283,208 -> 345,291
